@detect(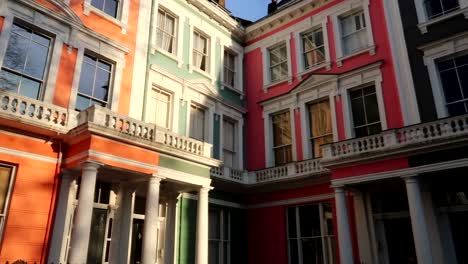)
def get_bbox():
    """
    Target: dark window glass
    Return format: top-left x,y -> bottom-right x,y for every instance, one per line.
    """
76,54 -> 112,111
272,111 -> 292,166
91,0 -> 119,18
437,54 -> 468,116
0,23 -> 51,100
424,0 -> 459,19
350,86 -> 382,137
87,208 -> 107,263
